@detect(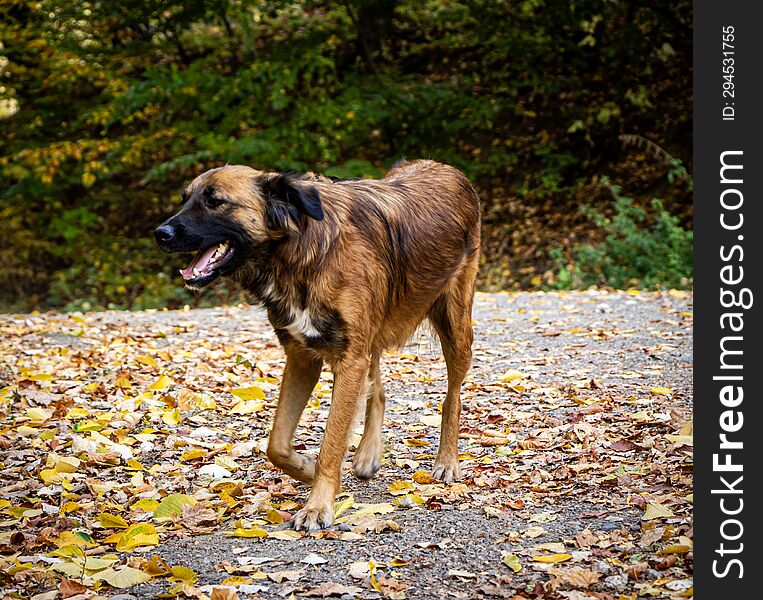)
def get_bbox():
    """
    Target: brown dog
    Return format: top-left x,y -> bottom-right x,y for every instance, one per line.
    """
154,159 -> 480,530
